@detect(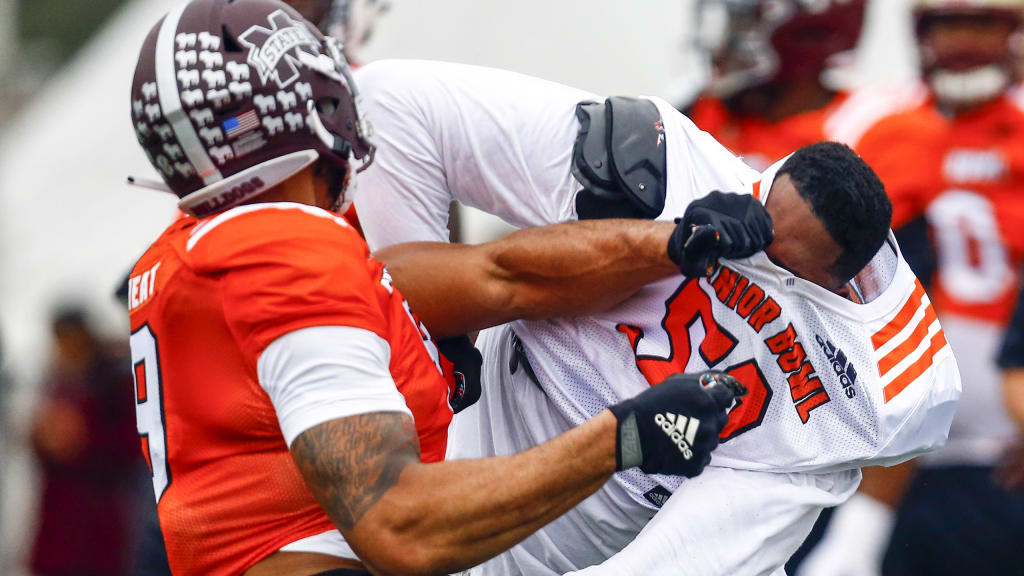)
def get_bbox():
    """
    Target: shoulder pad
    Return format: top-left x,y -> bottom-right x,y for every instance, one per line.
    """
606,96 -> 667,218
571,97 -> 667,220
